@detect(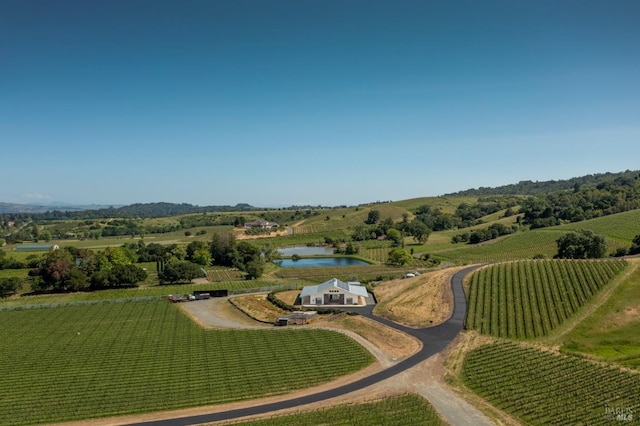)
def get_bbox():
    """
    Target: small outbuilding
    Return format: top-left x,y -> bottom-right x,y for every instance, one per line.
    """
276,311 -> 317,326
300,278 -> 369,307
16,244 -> 59,252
